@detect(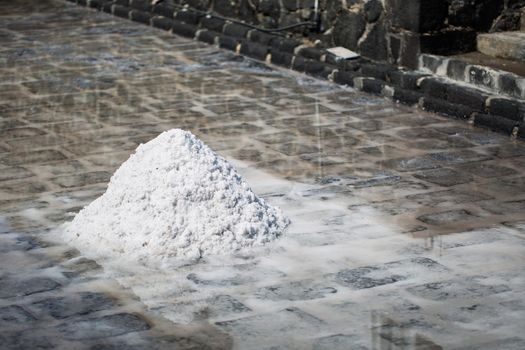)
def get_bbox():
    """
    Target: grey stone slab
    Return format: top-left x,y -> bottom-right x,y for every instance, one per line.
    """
457,162 -> 518,178
313,334 -> 369,350
0,166 -> 34,182
334,258 -> 445,290
406,280 -> 511,301
0,149 -> 67,166
51,171 -> 111,188
216,307 -> 324,341
417,209 -> 477,225
0,331 -> 55,350
0,181 -> 48,194
57,313 -> 150,340
406,190 -> 492,206
0,276 -> 61,298
31,292 -> 117,319
413,168 -> 473,187
0,305 -> 36,325
255,280 -> 337,301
